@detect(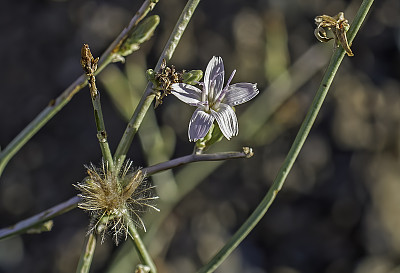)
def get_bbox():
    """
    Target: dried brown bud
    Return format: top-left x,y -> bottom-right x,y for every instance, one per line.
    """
80,44 -> 99,75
